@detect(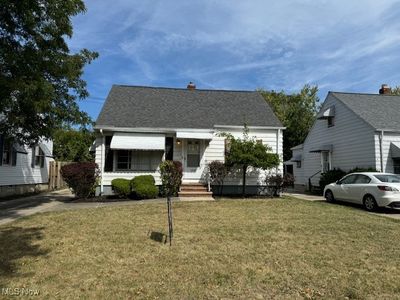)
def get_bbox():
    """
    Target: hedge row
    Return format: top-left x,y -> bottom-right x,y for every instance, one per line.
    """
111,175 -> 158,199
